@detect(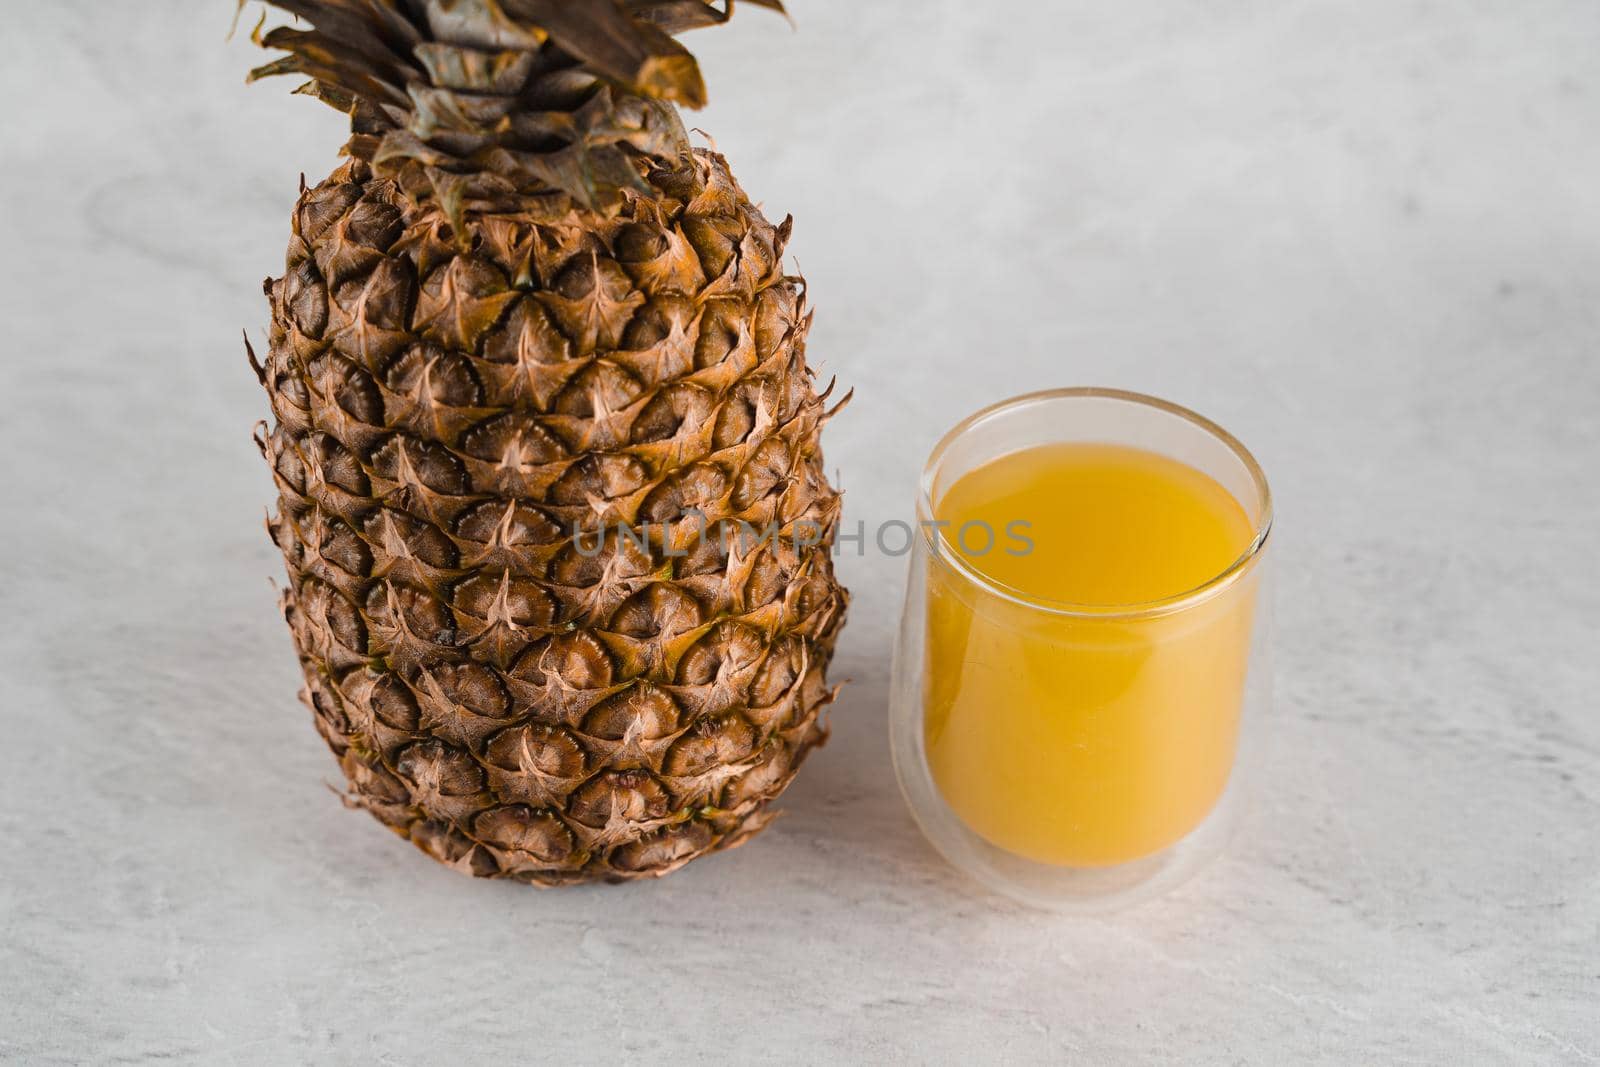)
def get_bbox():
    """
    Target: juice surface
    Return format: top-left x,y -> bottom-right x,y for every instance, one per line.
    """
924,442 -> 1258,867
